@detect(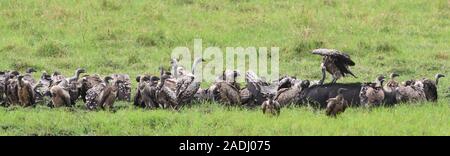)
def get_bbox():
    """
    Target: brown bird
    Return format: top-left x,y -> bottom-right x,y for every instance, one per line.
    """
98,76 -> 120,109
5,71 -> 20,106
312,49 -> 356,84
49,84 -> 71,107
111,74 -> 132,102
396,80 -> 426,103
360,75 -> 386,108
419,74 -> 445,102
17,75 -> 35,107
261,92 -> 281,116
215,82 -> 241,106
79,74 -> 103,103
326,88 -> 348,117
